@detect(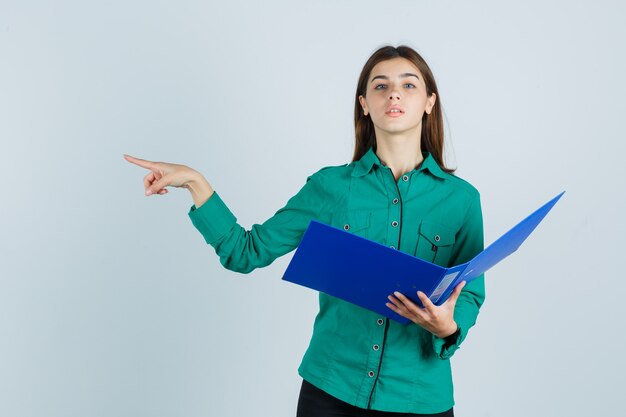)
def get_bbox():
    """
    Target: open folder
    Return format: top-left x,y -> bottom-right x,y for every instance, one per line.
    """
282,191 -> 565,324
